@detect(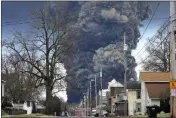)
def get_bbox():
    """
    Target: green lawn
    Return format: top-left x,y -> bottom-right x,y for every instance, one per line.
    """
15,113 -> 48,117
130,113 -> 170,118
2,113 -> 50,118
157,113 -> 170,117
